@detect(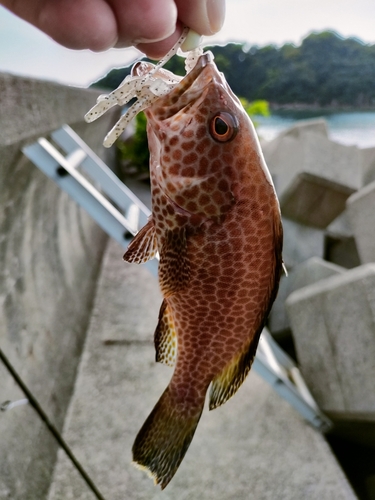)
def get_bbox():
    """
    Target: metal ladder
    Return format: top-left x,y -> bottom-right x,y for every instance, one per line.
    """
22,124 -> 332,433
